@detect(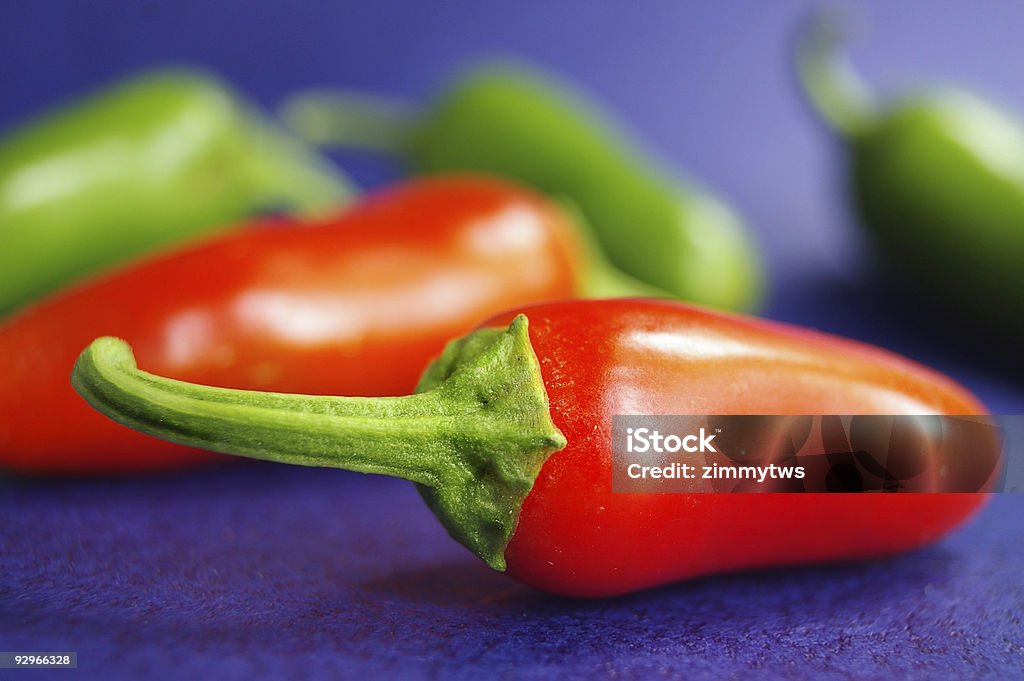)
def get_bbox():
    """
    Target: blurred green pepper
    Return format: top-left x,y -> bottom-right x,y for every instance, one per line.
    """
0,68 -> 354,317
281,62 -> 763,312
797,13 -> 1024,334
